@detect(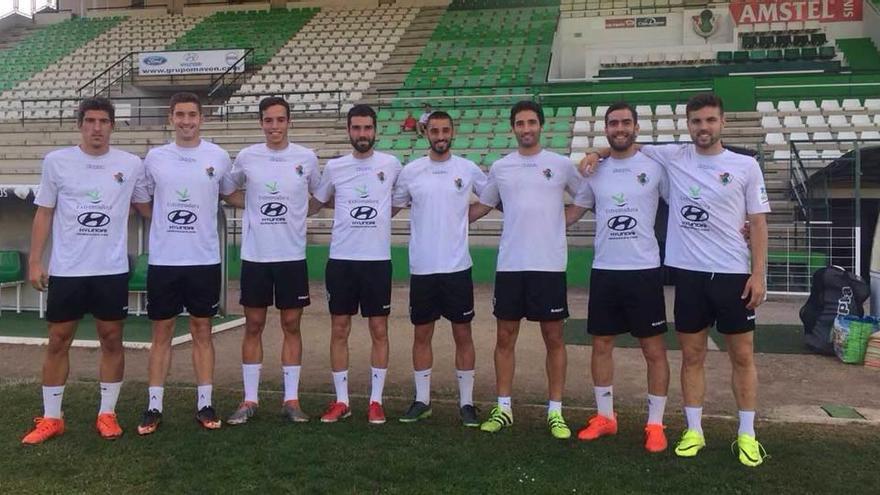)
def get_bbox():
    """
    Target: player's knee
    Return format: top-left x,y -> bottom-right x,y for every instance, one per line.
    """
681,346 -> 706,368
729,348 -> 754,370
98,333 -> 123,354
46,332 -> 73,354
244,320 -> 265,337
